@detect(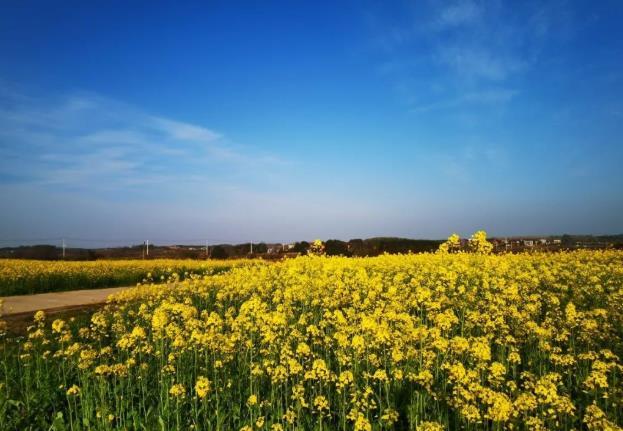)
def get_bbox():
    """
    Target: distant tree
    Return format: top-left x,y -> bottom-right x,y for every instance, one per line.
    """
210,245 -> 228,259
325,240 -> 350,256
561,234 -> 573,248
292,241 -> 310,254
230,244 -> 247,257
348,239 -> 367,256
15,245 -> 58,260
254,243 -> 268,254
